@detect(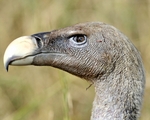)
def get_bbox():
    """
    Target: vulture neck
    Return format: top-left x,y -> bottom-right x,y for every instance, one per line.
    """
90,64 -> 142,120
92,79 -> 124,120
